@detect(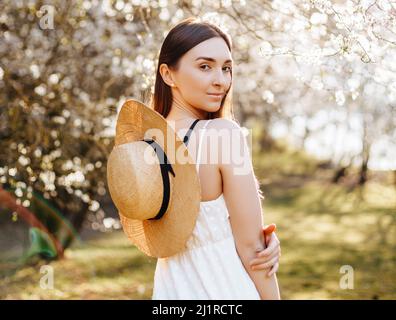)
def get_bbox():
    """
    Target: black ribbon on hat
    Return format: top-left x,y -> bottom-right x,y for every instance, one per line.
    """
142,139 -> 175,220
142,119 -> 200,220
183,119 -> 200,146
